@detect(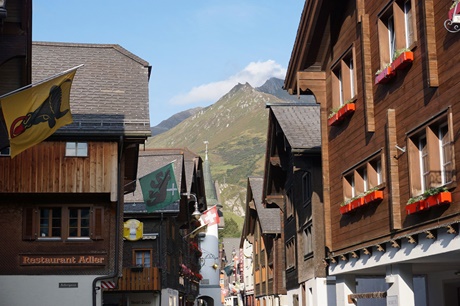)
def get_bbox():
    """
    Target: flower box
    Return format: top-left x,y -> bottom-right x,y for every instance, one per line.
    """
328,103 -> 356,126
350,197 -> 365,210
340,203 -> 351,215
425,191 -> 452,208
391,51 -> 414,71
375,66 -> 396,85
363,190 -> 384,205
449,3 -> 460,23
406,201 -> 421,215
